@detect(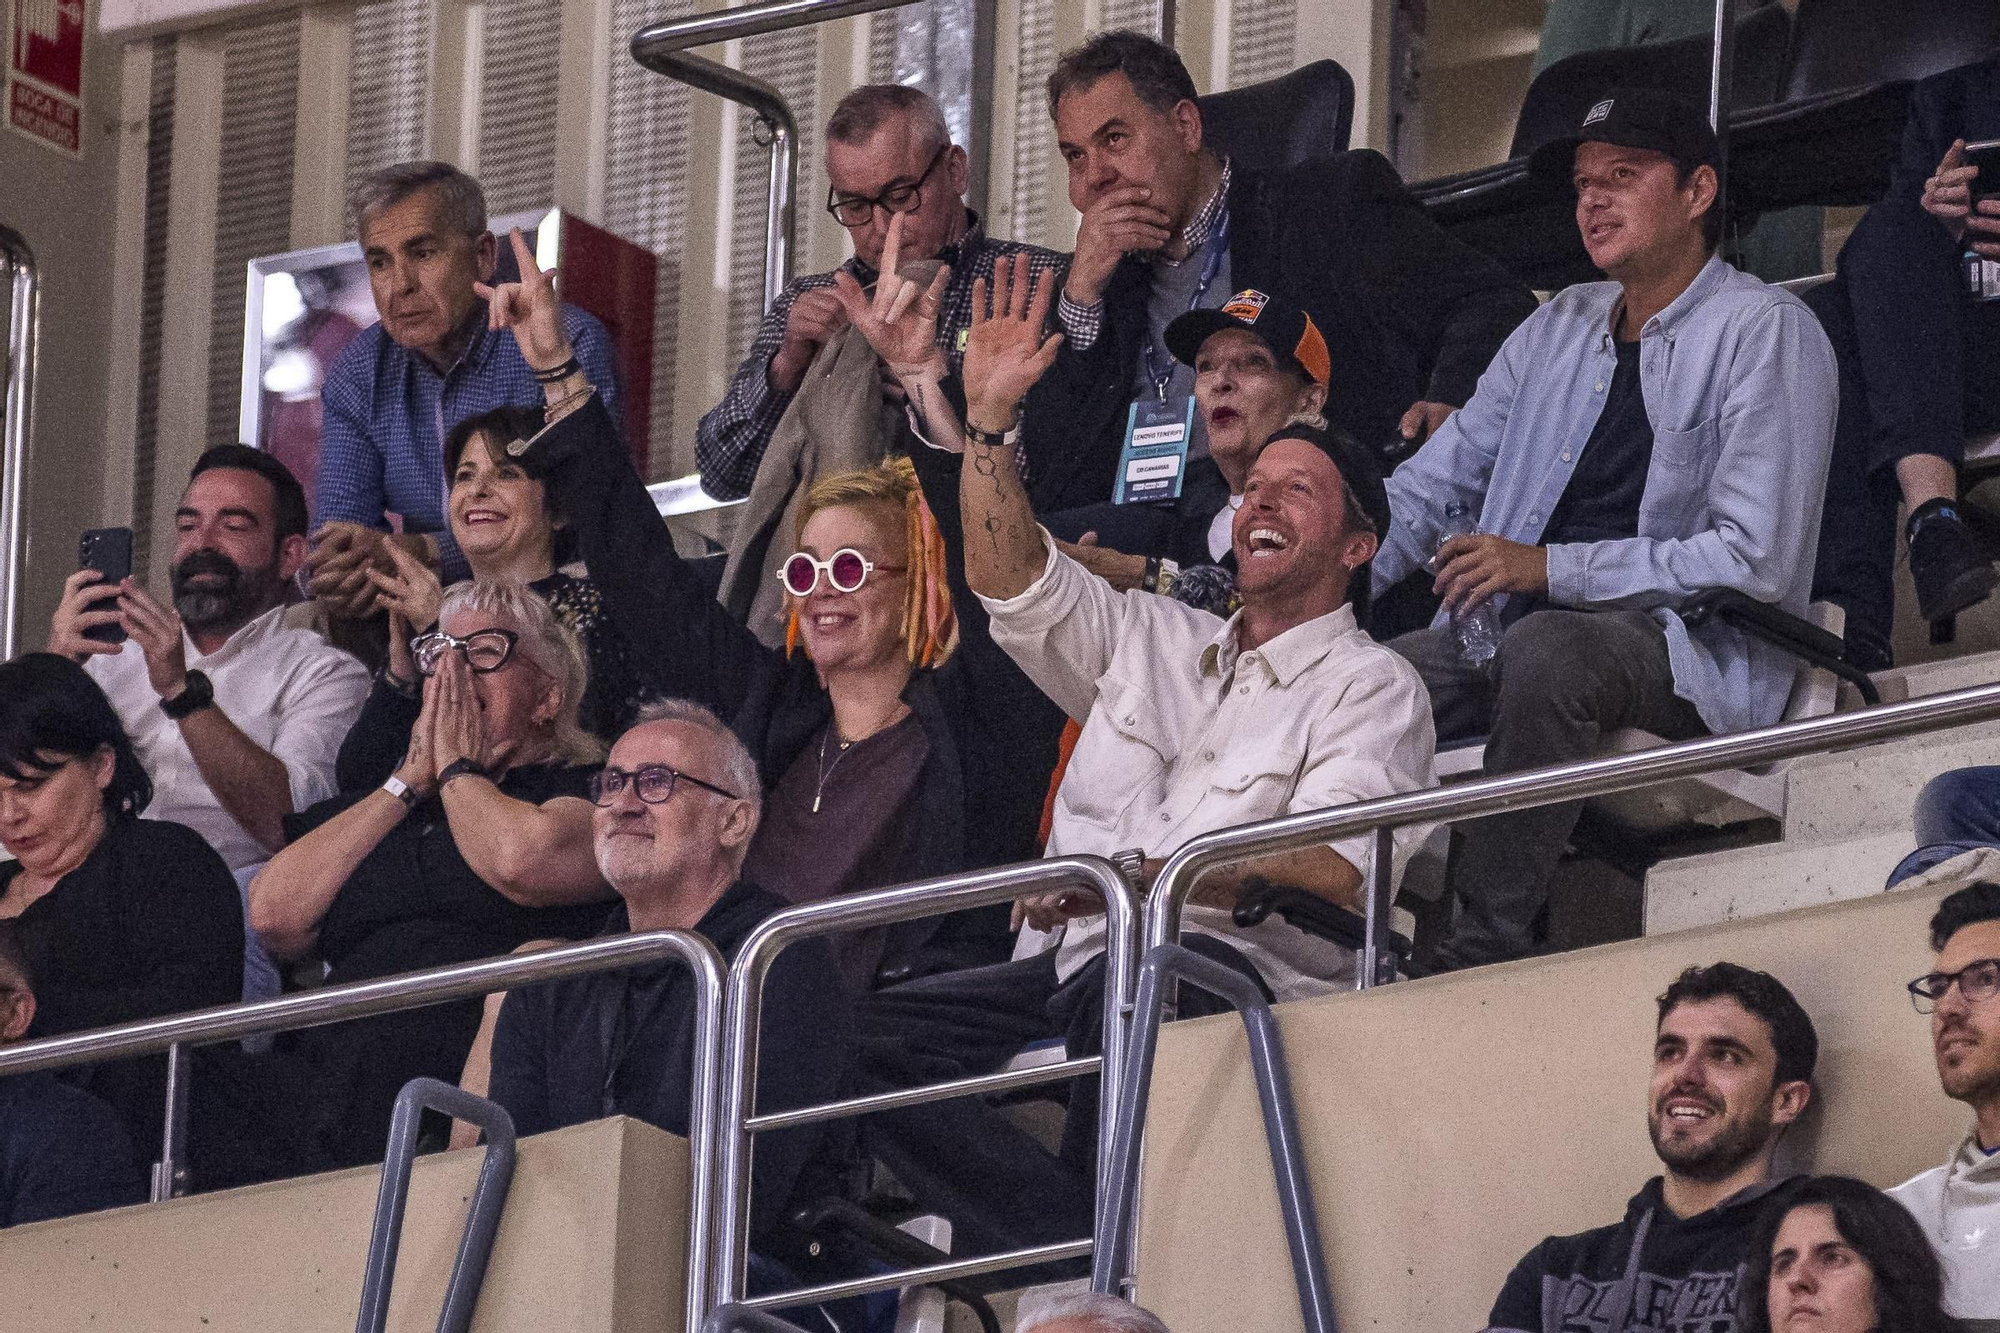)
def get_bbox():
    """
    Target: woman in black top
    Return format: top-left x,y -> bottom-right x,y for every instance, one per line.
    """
0,654 -> 244,1150
247,578 -> 612,1165
353,401 -> 644,752
1741,1175 -> 1968,1333
478,227 -> 1066,990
